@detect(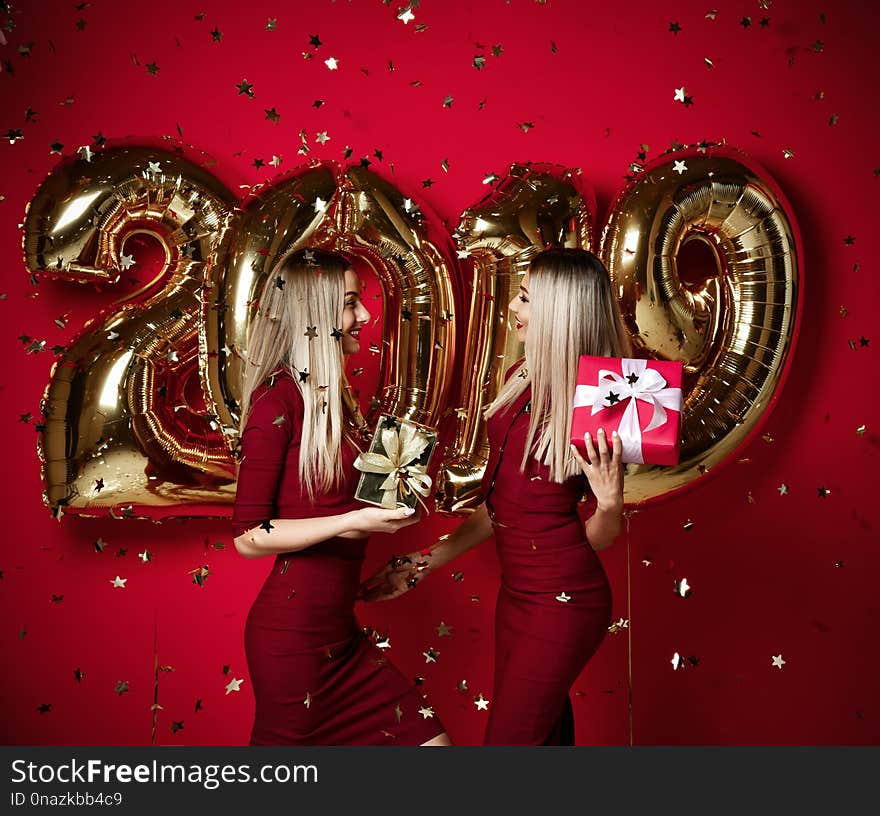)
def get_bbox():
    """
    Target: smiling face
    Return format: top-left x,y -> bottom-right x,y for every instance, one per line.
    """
509,269 -> 530,341
340,267 -> 371,355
